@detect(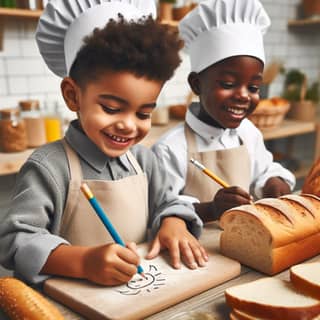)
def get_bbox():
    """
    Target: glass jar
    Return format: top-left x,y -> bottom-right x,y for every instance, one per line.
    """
44,102 -> 62,143
0,108 -> 28,152
19,99 -> 46,148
